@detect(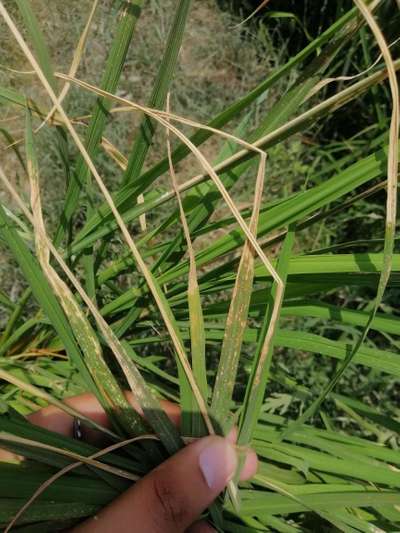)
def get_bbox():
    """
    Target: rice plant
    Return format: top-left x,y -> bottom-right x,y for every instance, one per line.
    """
0,0 -> 399,531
